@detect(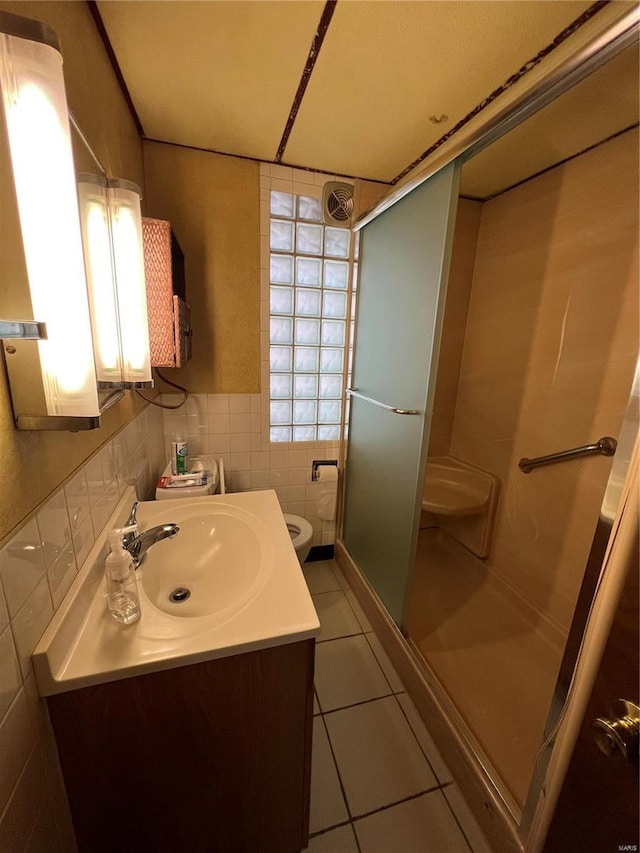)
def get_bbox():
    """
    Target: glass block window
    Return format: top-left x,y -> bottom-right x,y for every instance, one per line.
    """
269,190 -> 352,442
